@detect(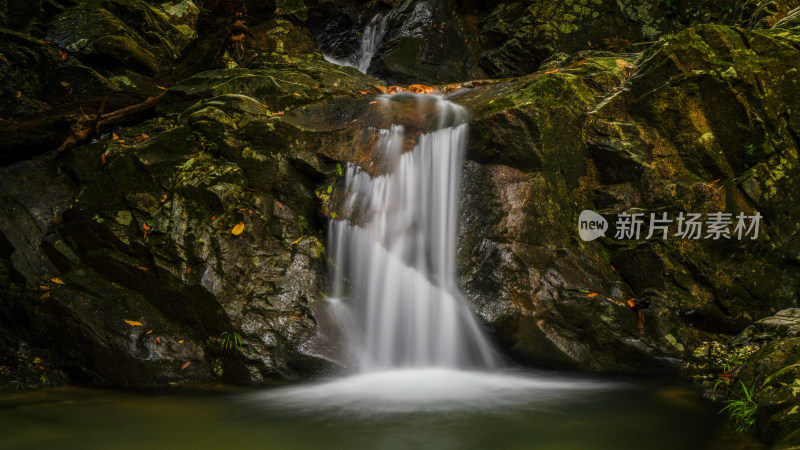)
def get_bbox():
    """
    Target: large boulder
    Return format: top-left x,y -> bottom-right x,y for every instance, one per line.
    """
0,61 -> 381,388
452,24 -> 800,372
476,0 -> 756,78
